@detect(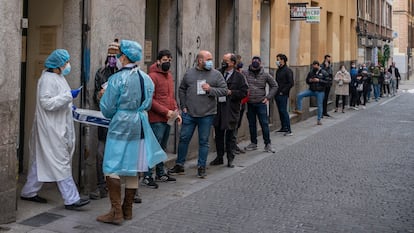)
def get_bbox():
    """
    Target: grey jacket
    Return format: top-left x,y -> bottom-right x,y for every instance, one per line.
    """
242,66 -> 278,103
179,67 -> 228,117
